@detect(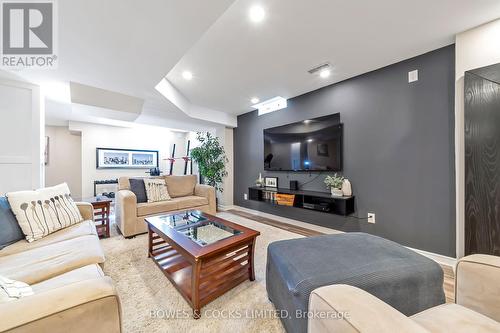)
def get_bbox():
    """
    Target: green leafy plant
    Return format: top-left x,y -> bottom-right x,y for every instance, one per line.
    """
190,132 -> 228,193
324,174 -> 344,189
